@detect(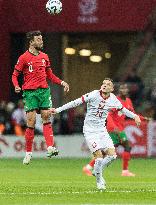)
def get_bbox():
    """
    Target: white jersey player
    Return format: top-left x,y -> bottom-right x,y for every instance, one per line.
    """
51,78 -> 141,190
